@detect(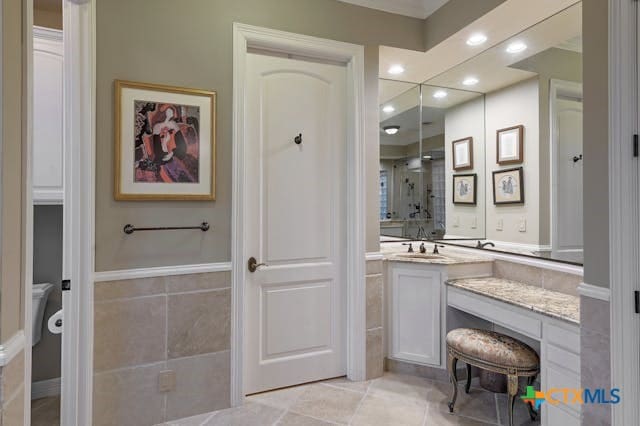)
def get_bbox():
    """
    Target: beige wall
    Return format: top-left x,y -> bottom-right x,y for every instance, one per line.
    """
485,78 -> 541,245
96,0 -> 425,271
445,96 -> 486,239
1,0 -> 25,342
582,0 -> 608,287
